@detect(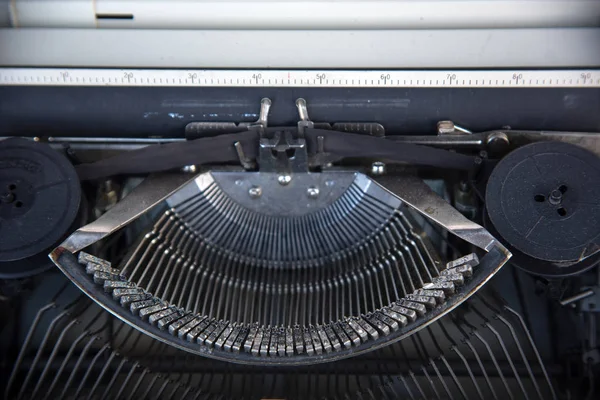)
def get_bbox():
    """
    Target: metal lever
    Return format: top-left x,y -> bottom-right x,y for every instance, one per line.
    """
248,98 -> 272,135
234,141 -> 257,170
296,98 -> 314,137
